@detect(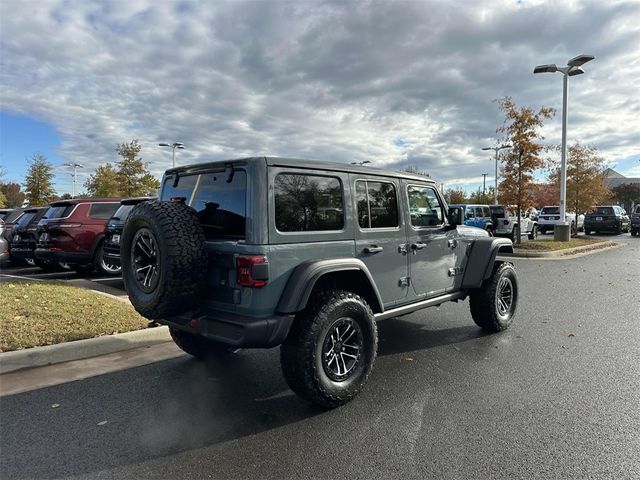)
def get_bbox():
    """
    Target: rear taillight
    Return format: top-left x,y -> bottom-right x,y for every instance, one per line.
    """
236,255 -> 269,288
